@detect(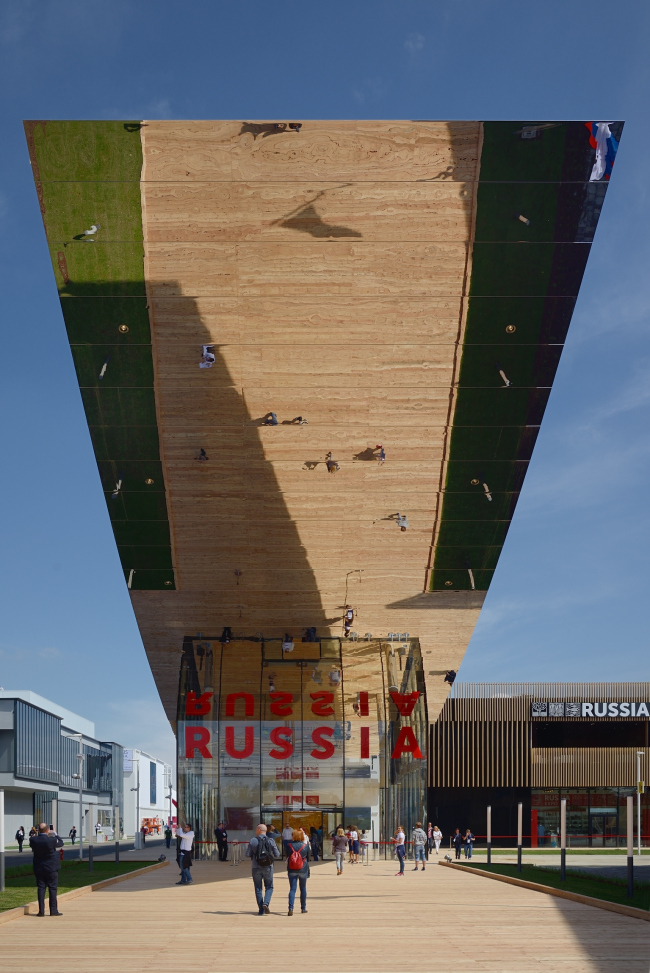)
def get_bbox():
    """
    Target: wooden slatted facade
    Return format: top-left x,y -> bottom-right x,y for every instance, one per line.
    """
531,748 -> 650,788
431,684 -> 650,788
